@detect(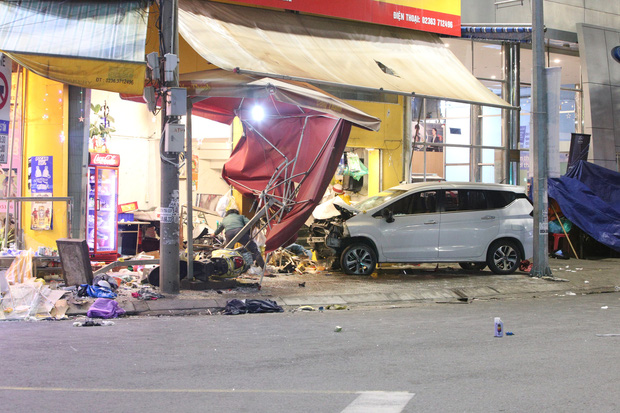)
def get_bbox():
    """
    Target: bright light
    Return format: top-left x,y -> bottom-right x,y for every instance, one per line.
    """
553,58 -> 561,63
251,105 -> 265,121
